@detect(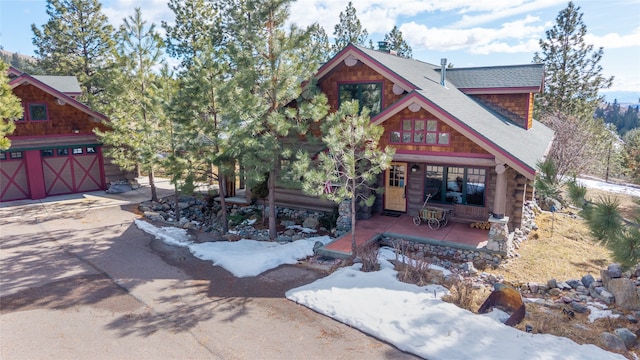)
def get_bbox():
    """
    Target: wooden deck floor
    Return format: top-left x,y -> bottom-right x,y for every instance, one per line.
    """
320,213 -> 489,258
